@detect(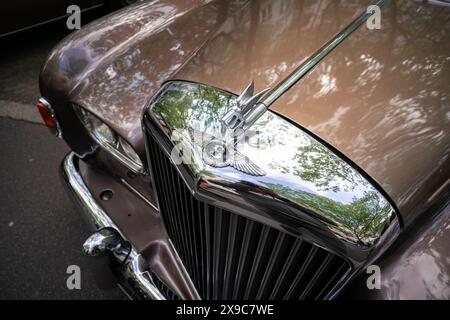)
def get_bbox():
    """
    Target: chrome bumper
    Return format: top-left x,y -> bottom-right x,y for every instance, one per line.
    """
61,152 -> 165,300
